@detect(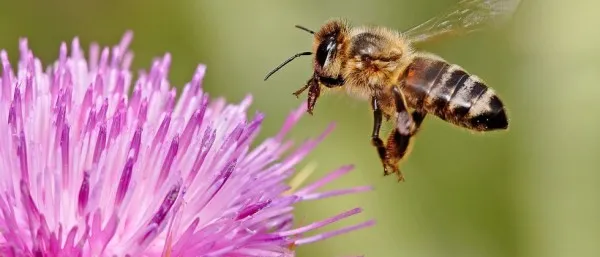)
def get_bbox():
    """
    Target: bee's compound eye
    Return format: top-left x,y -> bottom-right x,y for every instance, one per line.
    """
316,36 -> 337,68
